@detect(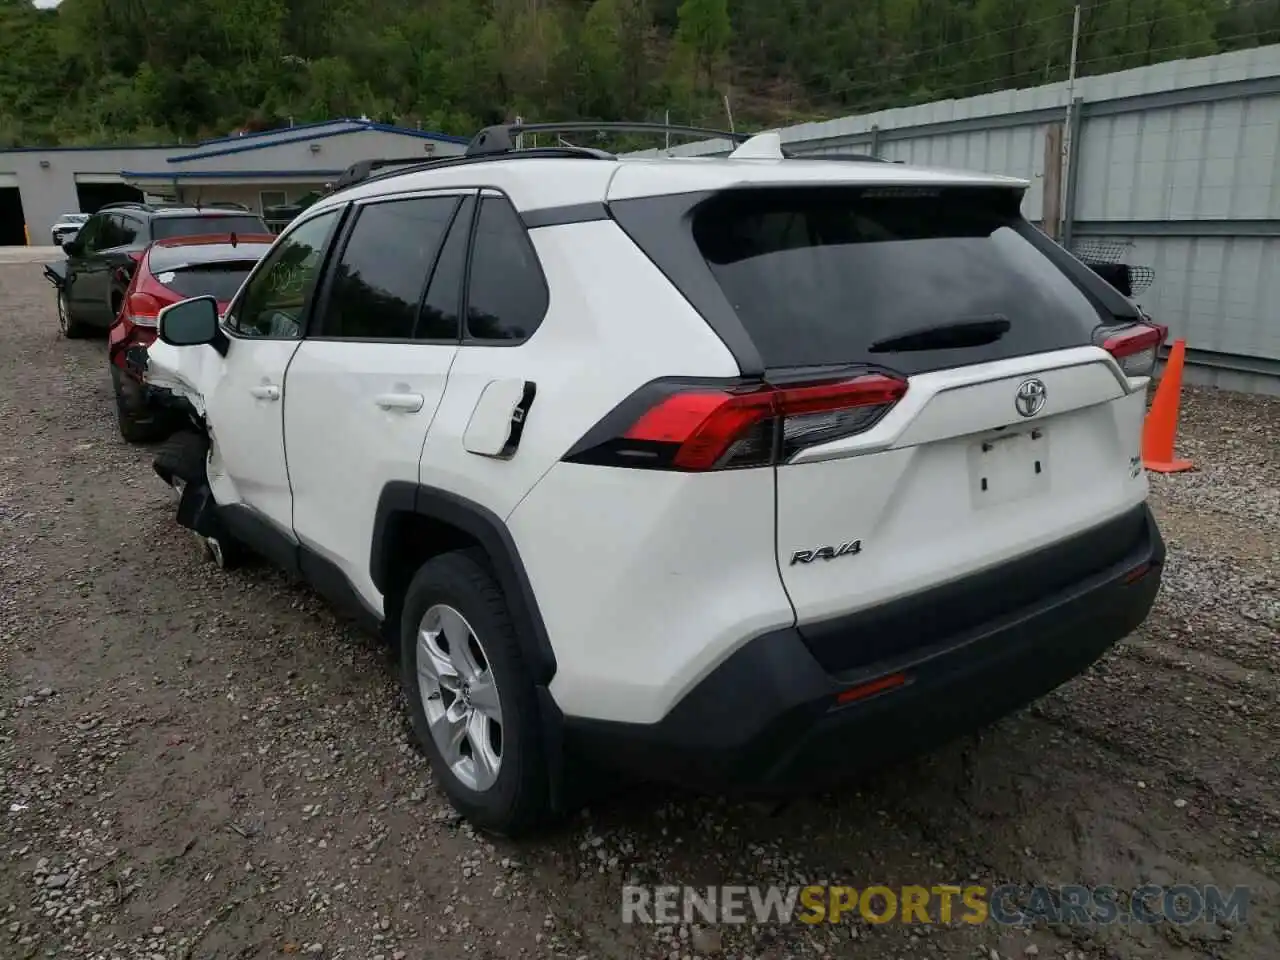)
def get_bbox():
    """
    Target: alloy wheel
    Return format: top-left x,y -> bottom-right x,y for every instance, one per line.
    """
416,604 -> 504,792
